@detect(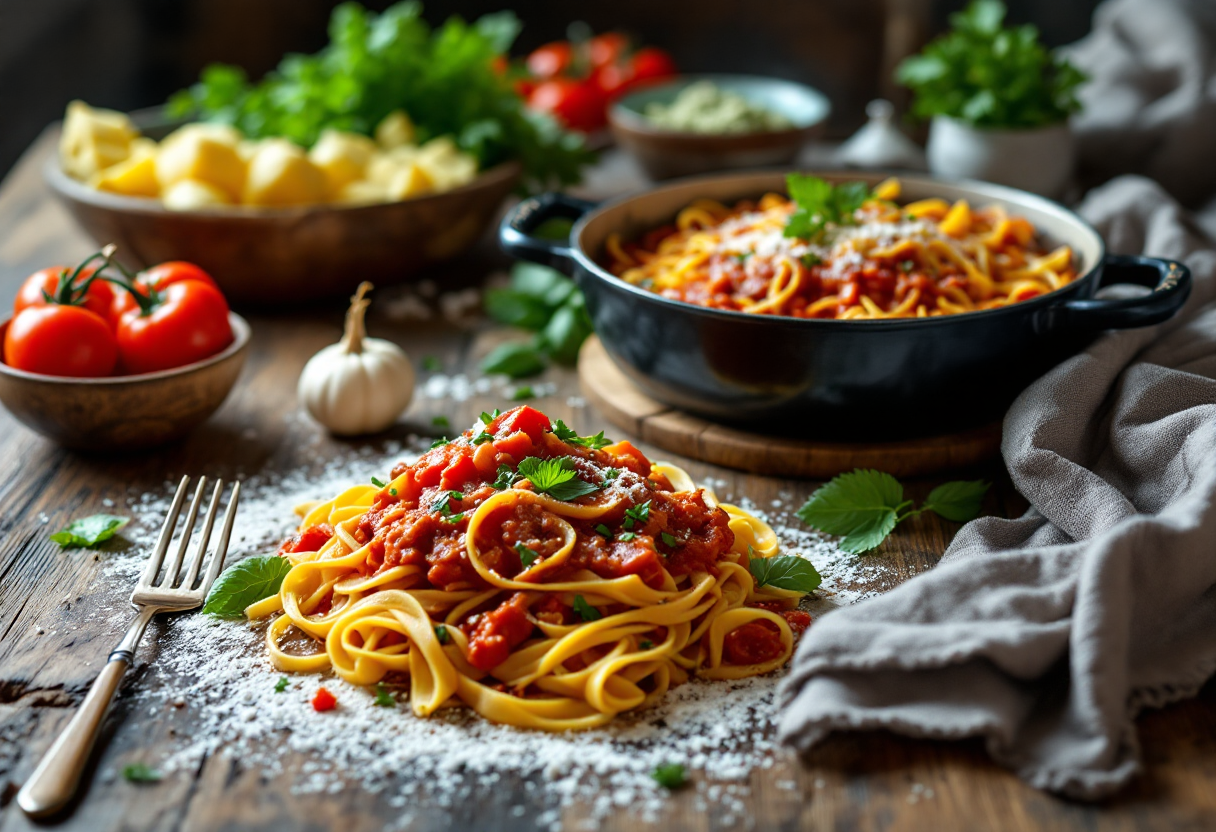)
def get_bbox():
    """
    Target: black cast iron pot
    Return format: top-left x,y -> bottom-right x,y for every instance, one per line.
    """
500,171 -> 1190,439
